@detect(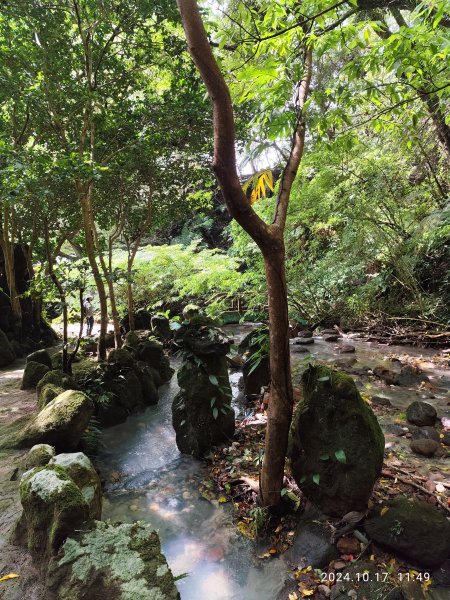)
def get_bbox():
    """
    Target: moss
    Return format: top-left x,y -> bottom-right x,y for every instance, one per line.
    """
49,452 -> 101,519
289,365 -> 384,516
49,521 -> 180,599
20,464 -> 89,557
25,444 -> 55,469
21,361 -> 50,390
19,390 -> 94,451
39,384 -> 65,409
